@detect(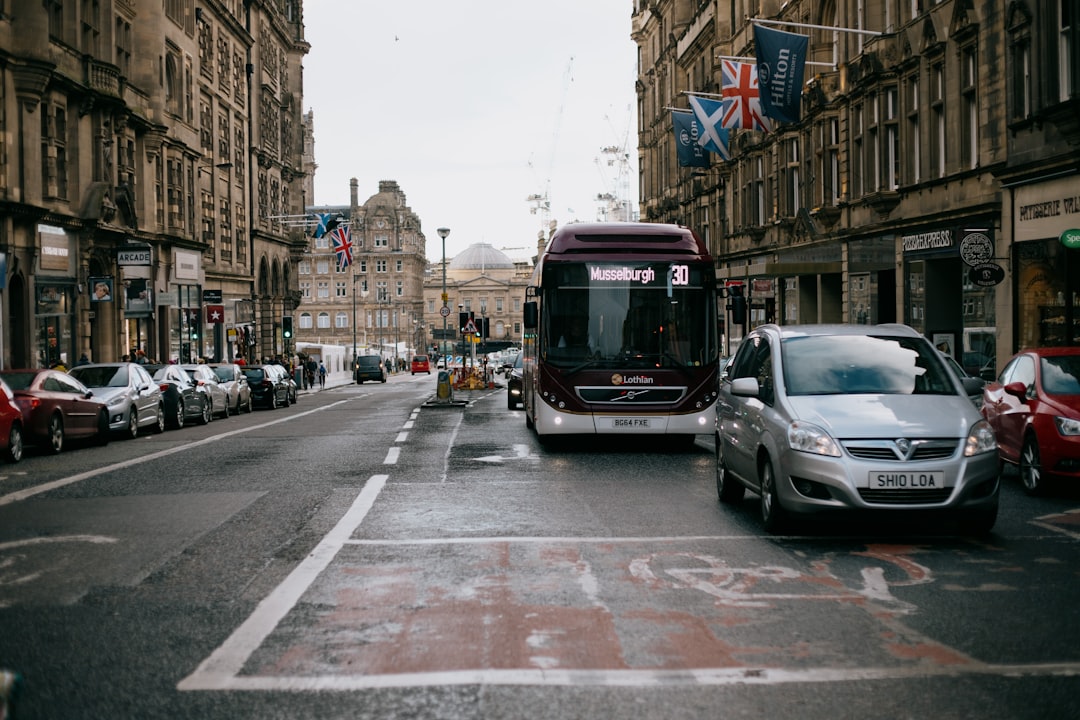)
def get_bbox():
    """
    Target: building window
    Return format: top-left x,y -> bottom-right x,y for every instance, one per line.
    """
906,75 -> 921,182
317,312 -> 330,329
961,46 -> 978,169
358,260 -> 367,273
335,281 -> 346,297
299,261 -> 311,274
1061,0 -> 1075,102
317,281 -> 329,299
375,233 -> 388,248
46,0 -> 65,40
851,102 -> 864,198
783,136 -> 801,216
315,234 -> 328,249
930,62 -> 945,178
300,281 -> 311,298
376,259 -> 387,273
868,94 -> 880,192
1011,37 -> 1032,121
81,0 -> 101,55
427,299 -> 435,313
396,281 -> 404,297
496,298 -> 504,312
395,259 -> 403,272
335,312 -> 348,328
884,86 -> 899,190
316,260 -> 329,275
299,312 -> 313,329
115,16 -> 132,78
40,101 -> 68,200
